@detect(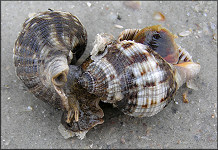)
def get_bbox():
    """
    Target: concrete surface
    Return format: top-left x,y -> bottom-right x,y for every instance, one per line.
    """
1,1 -> 217,149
